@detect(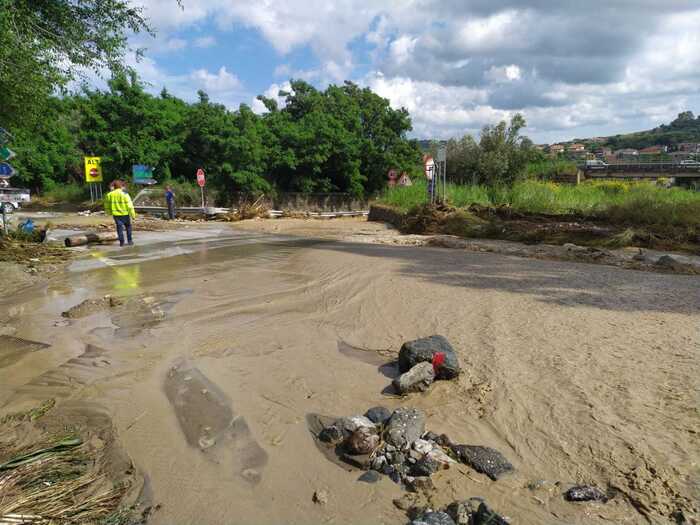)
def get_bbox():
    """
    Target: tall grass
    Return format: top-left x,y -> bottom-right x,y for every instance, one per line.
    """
378,179 -> 700,228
